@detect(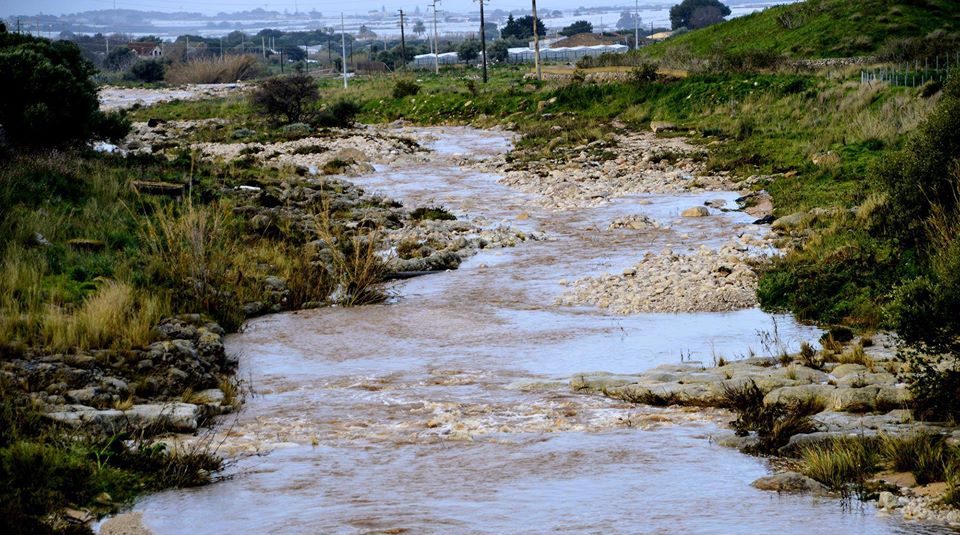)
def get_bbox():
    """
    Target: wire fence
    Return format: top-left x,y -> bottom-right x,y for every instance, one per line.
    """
861,53 -> 960,87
